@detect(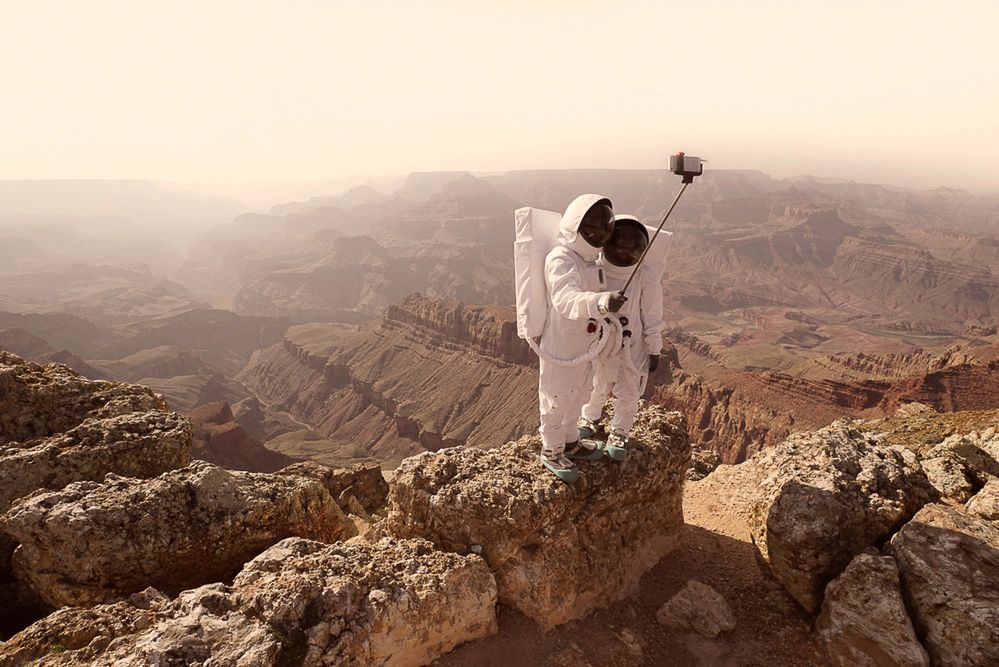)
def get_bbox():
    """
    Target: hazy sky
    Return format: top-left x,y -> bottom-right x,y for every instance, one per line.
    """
3,0 -> 998,191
